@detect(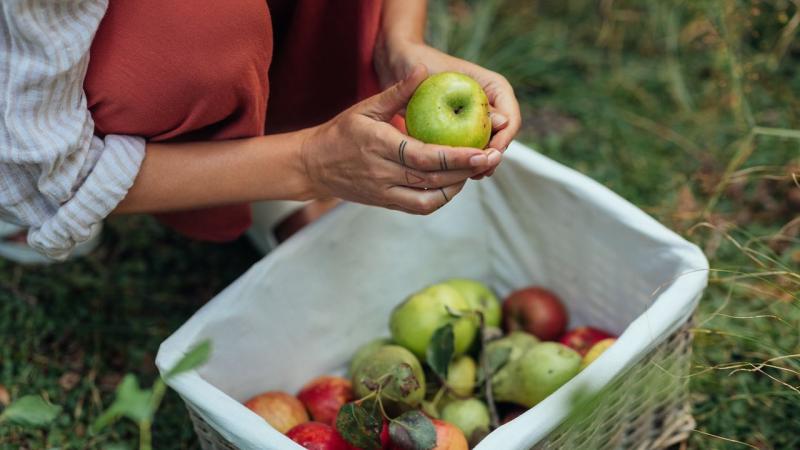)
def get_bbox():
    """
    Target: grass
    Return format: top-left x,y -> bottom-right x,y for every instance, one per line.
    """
1,0 -> 798,448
